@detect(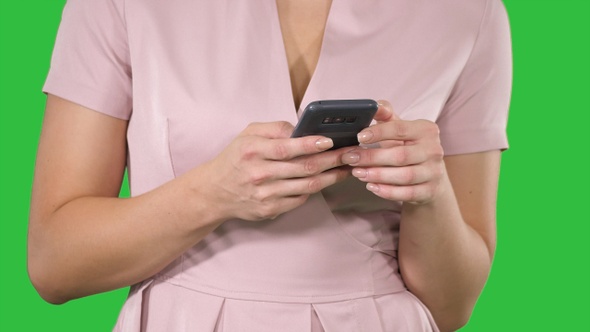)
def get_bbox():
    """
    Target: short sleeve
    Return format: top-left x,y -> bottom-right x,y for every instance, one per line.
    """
437,0 -> 512,156
43,0 -> 132,120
